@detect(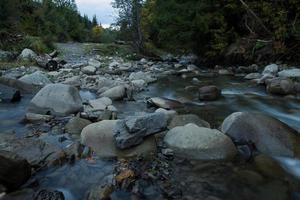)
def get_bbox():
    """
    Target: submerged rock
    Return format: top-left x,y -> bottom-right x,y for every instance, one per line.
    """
221,112 -> 300,157
168,114 -> 210,129
114,112 -> 168,149
164,123 -> 237,160
81,120 -> 156,158
198,85 -> 221,101
33,189 -> 65,200
28,83 -> 83,116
